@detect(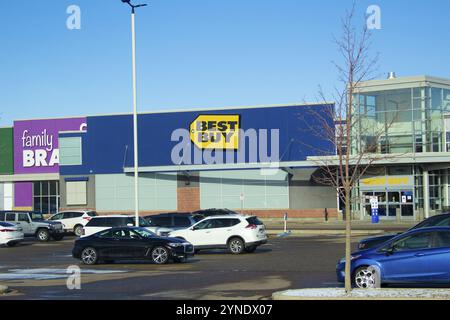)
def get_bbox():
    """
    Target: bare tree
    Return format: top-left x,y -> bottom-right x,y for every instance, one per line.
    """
298,4 -> 393,293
